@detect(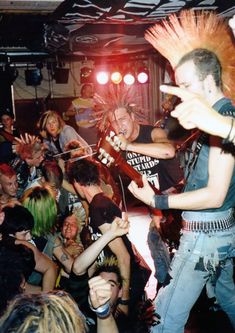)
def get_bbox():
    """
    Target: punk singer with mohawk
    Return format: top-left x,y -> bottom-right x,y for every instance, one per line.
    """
128,10 -> 235,332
